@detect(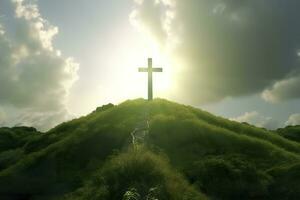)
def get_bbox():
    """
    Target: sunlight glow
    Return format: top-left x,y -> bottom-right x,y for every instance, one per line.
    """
101,26 -> 173,103
69,23 -> 176,117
